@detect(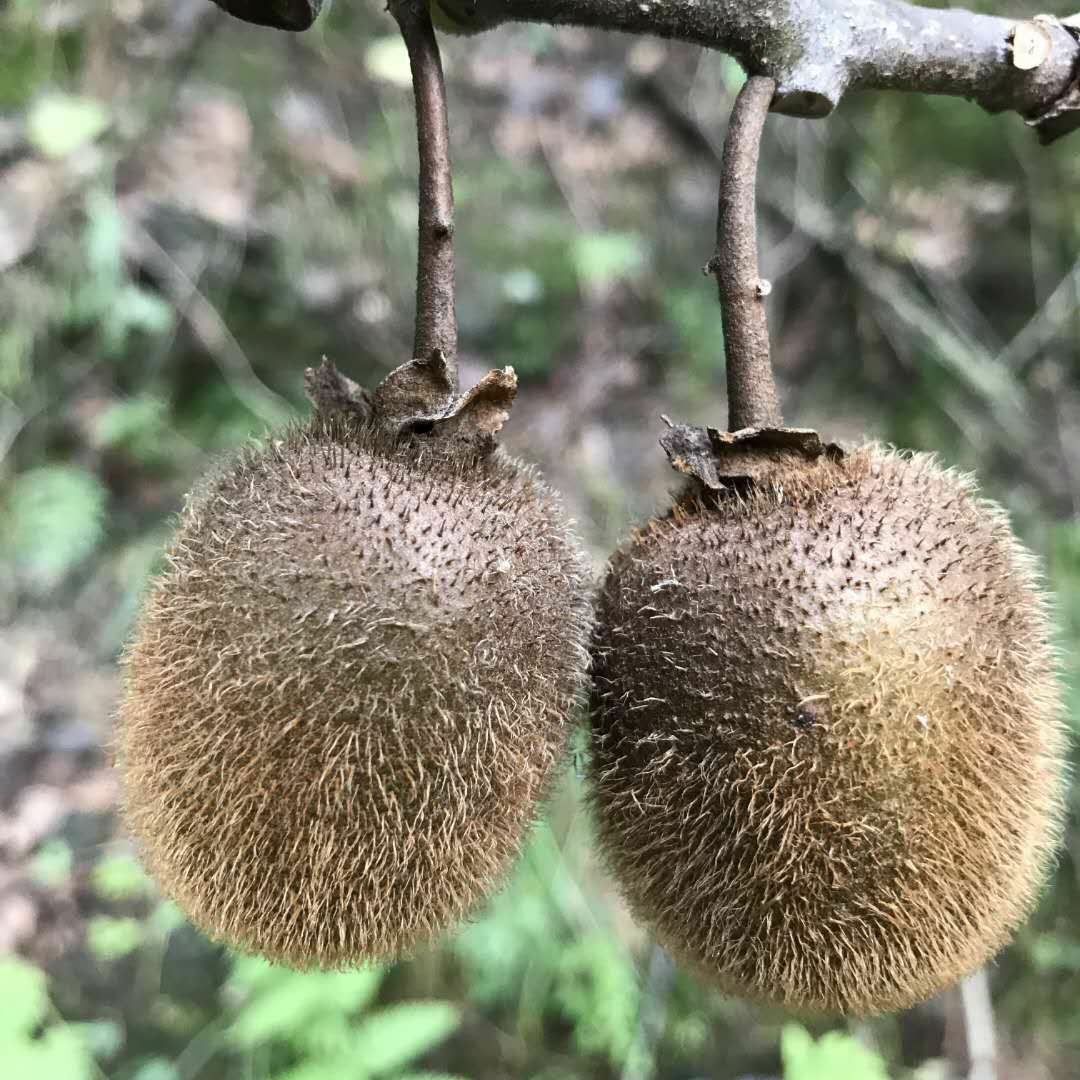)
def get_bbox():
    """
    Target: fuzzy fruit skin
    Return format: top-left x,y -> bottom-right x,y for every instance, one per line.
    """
590,446 -> 1065,1015
118,421 -> 591,967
